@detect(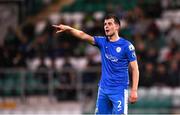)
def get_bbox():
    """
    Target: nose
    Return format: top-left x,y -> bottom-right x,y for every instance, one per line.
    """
104,25 -> 108,29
